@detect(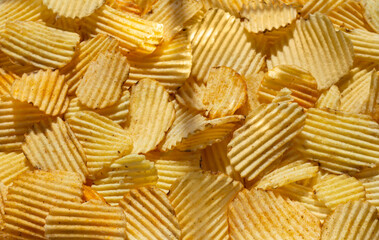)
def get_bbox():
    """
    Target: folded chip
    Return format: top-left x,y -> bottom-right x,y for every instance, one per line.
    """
228,189 -> 321,240
110,0 -> 142,16
92,154 -> 158,205
67,111 -> 133,177
22,117 -> 89,182
0,152 -> 32,186
295,108 -> 379,173
190,8 -> 266,81
81,5 -> 163,55
42,0 -> 105,18
344,29 -> 379,62
128,79 -> 175,154
315,85 -> 341,110
321,200 -> 379,240
45,200 -> 127,240
0,68 -> 17,95
0,21 -> 80,69
119,186 -> 181,240
361,0 -> 379,32
168,171 -> 243,240
82,185 -> 107,203
200,0 -> 249,16
11,69 -> 69,116
354,166 -> 379,211
300,0 -> 345,18
3,170 -> 83,239
176,76 -> 206,111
